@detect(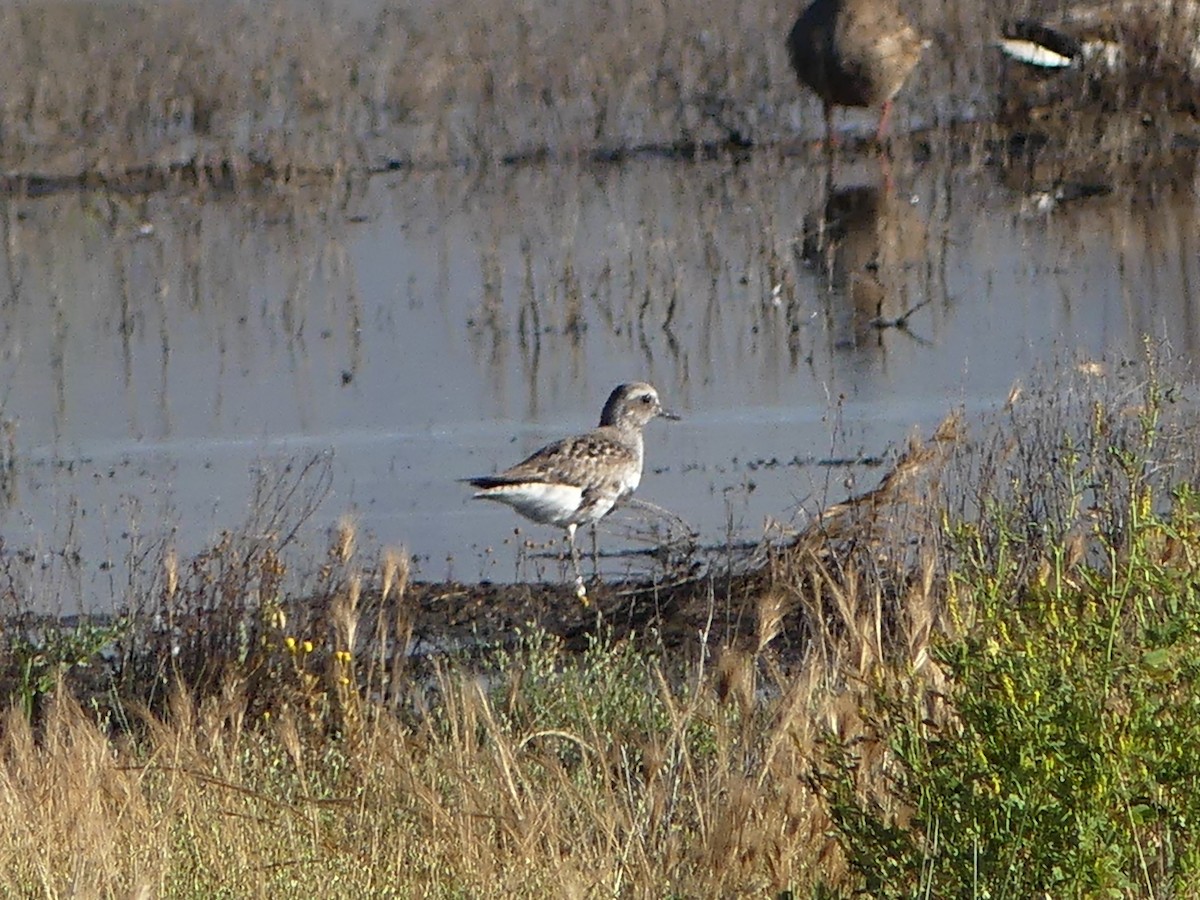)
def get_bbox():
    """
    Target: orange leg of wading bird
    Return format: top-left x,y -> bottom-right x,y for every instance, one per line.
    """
823,102 -> 837,149
874,99 -> 894,144
880,150 -> 895,195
